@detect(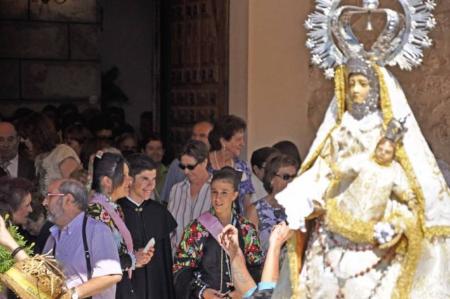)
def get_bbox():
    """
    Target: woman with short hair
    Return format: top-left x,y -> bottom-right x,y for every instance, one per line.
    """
208,115 -> 254,215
